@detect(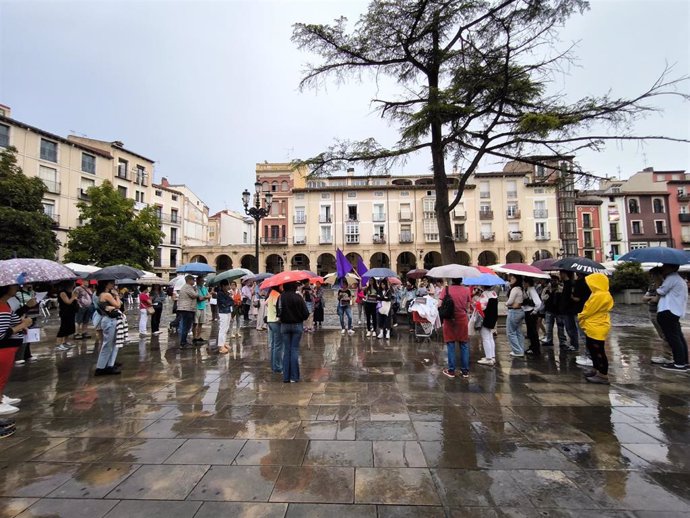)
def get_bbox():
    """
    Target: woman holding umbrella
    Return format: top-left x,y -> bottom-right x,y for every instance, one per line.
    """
439,278 -> 472,378
363,278 -> 379,337
377,278 -> 394,339
505,274 -> 526,357
94,280 -> 123,375
279,282 -> 309,382
55,281 -> 78,352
